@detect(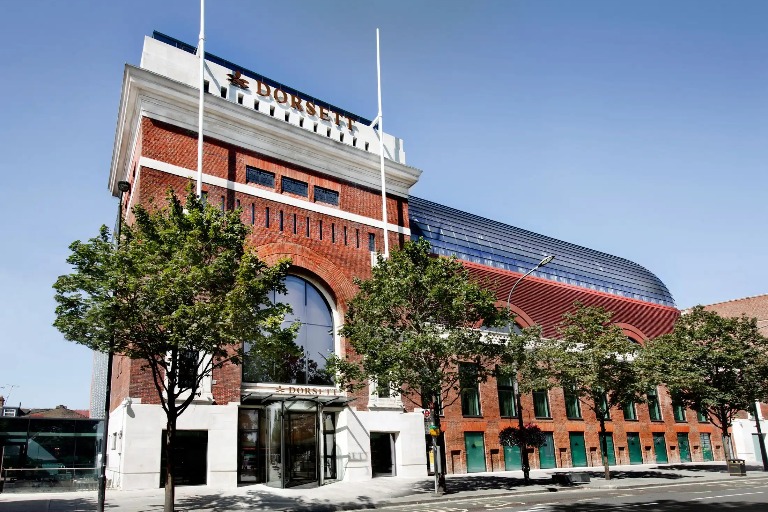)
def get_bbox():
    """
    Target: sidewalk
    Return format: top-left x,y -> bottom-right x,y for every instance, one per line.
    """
1,462 -> 767,512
